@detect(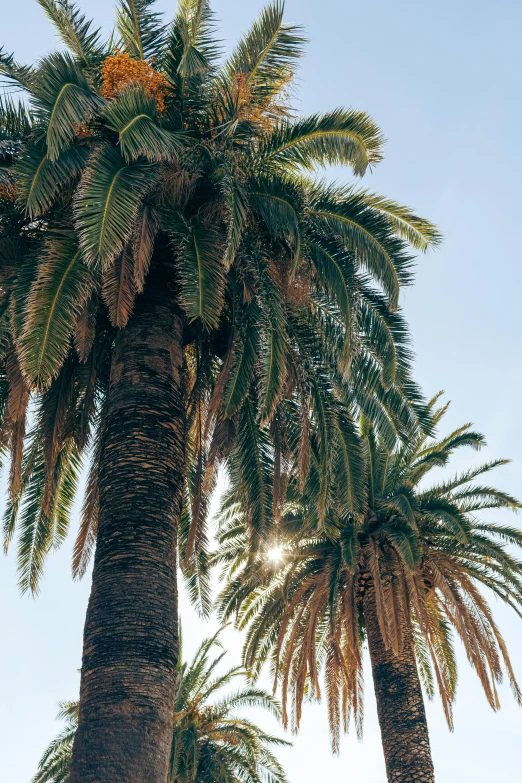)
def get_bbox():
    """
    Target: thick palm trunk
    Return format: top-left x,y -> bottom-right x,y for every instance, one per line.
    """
70,257 -> 185,783
364,585 -> 435,783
